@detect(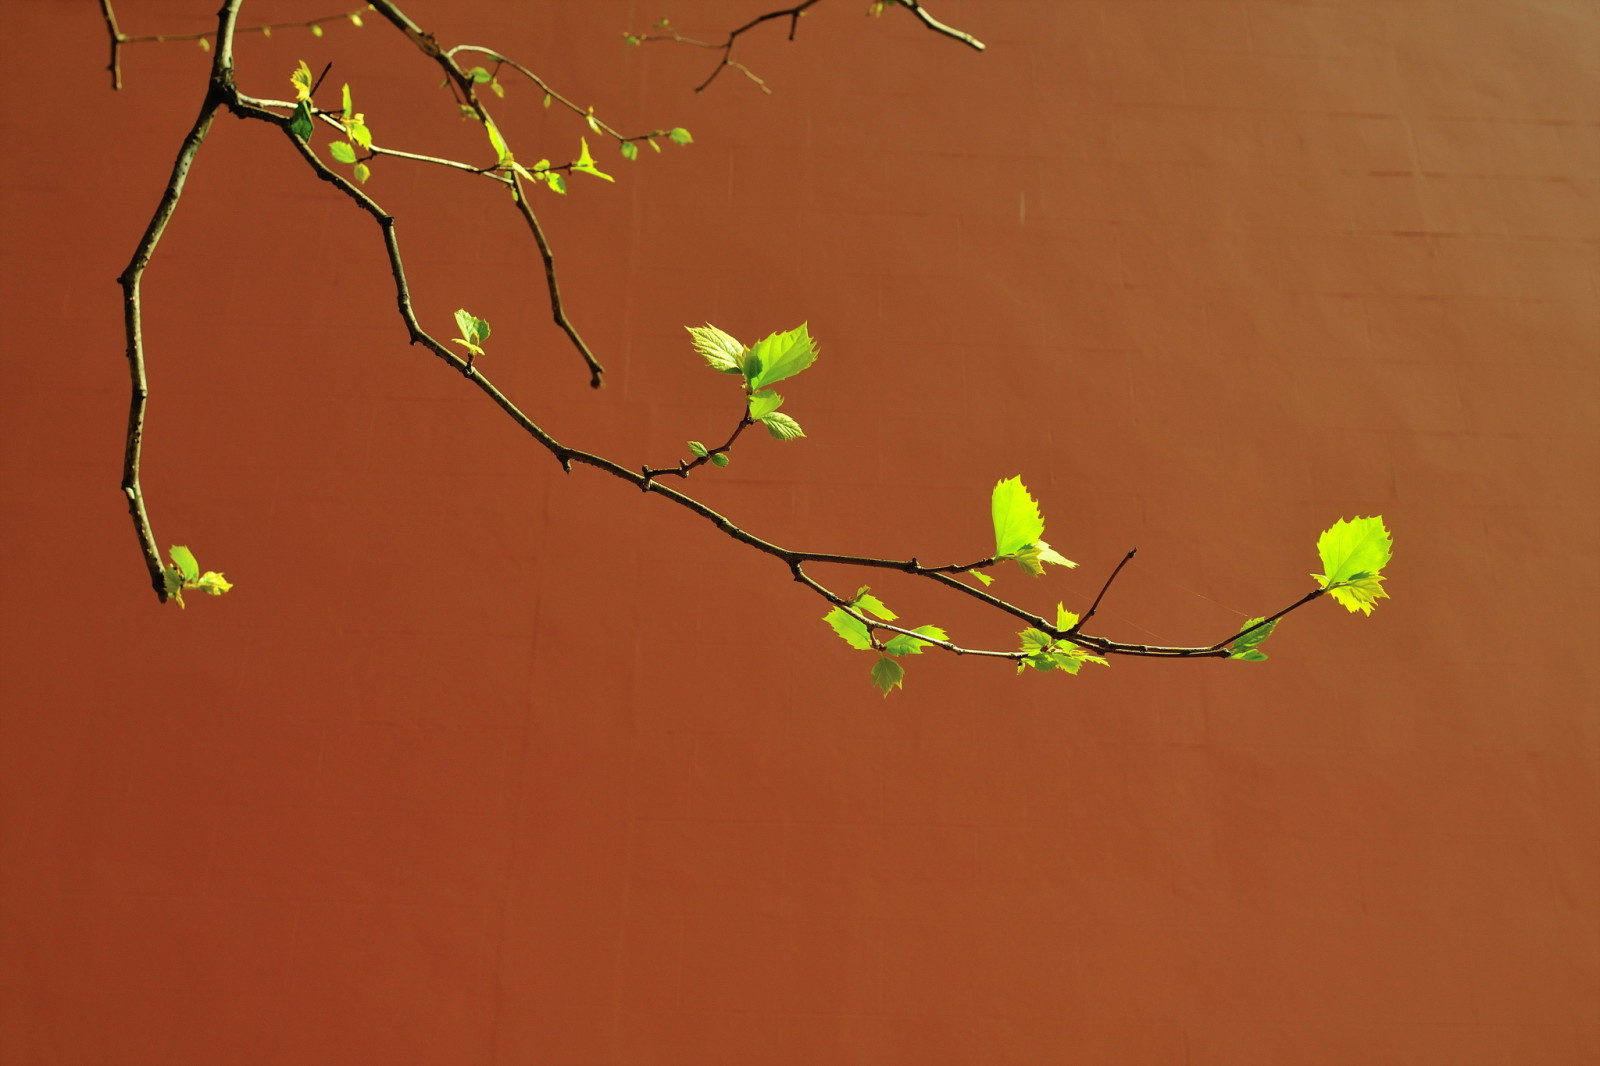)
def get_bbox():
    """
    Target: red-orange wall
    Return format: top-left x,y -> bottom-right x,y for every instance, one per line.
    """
3,1 -> 1596,1063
